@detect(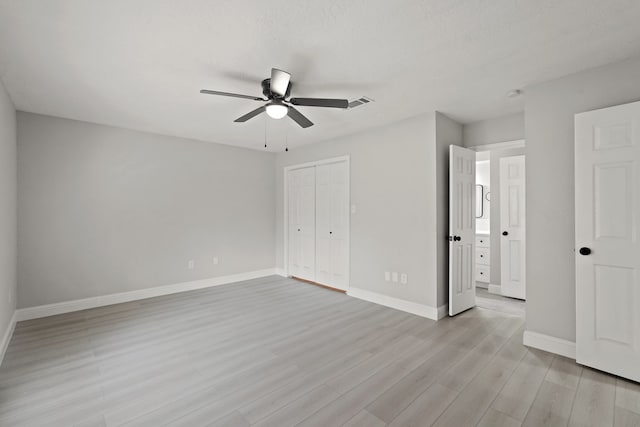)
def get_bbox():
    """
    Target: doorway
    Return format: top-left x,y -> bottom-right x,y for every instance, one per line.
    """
473,141 -> 527,313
